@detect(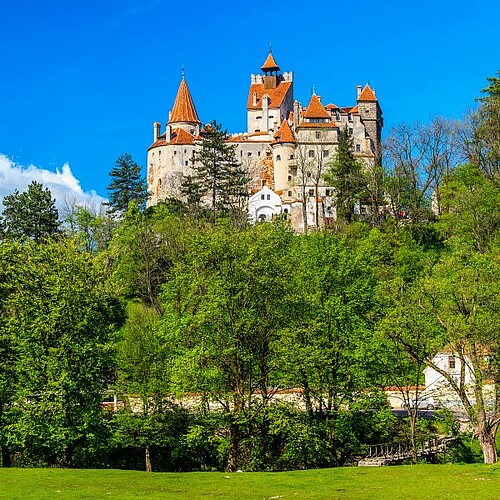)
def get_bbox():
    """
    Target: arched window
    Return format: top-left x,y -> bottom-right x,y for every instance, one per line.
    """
276,154 -> 281,161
